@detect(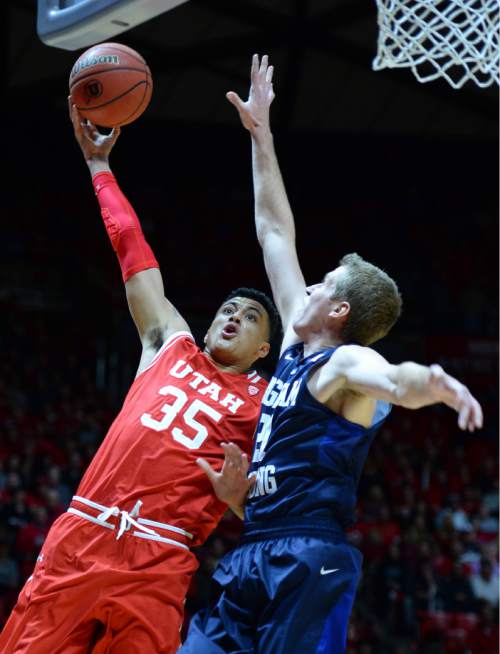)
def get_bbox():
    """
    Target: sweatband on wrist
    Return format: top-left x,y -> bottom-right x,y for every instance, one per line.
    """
92,171 -> 159,282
